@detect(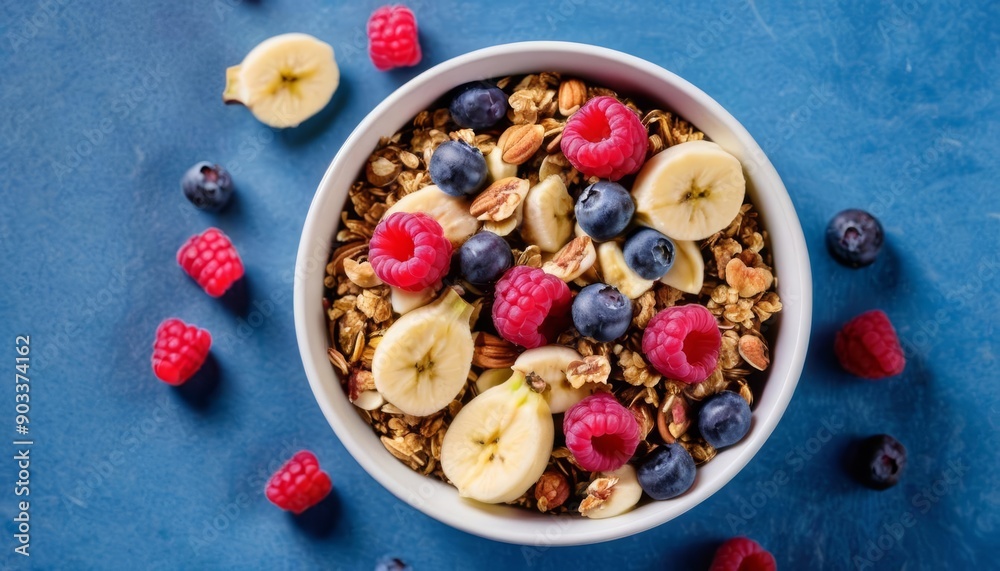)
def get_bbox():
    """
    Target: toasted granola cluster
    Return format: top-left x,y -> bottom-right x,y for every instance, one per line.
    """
323,73 -> 781,515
